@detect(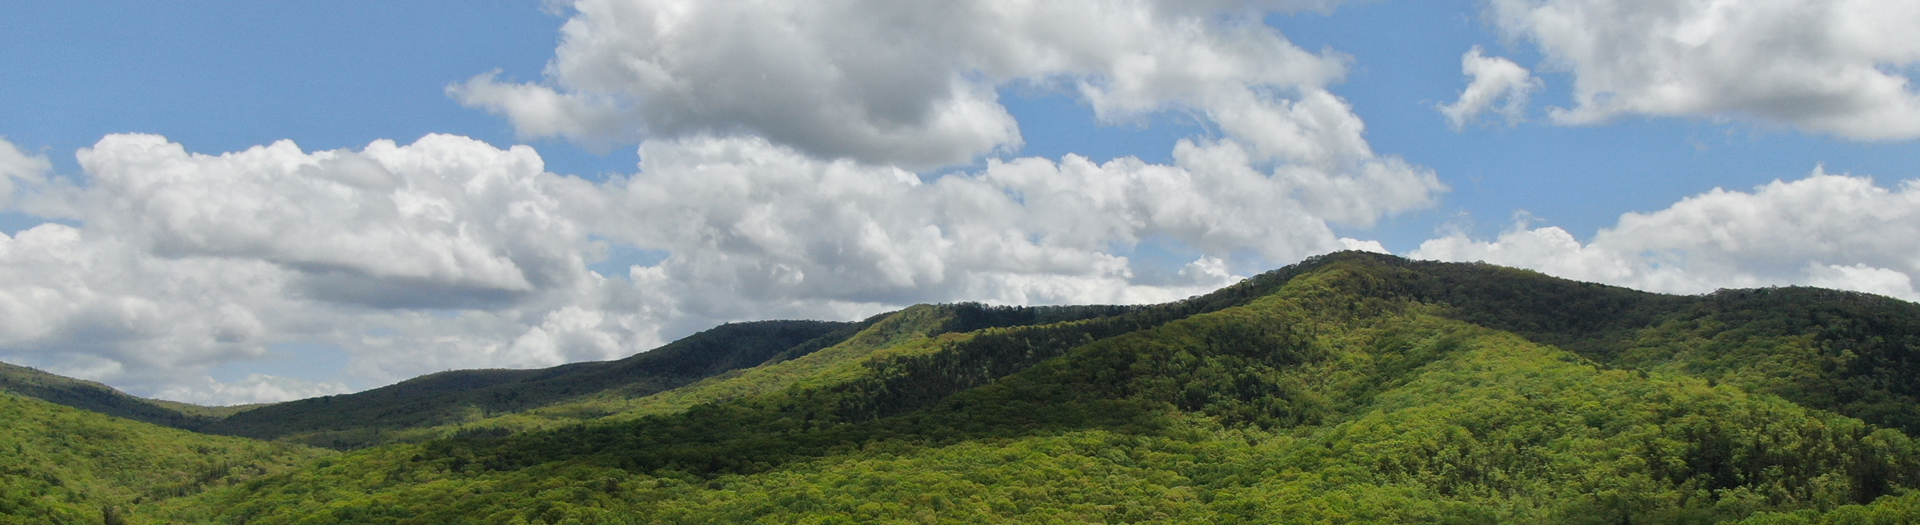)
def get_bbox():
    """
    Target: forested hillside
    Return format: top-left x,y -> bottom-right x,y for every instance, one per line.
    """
7,251 -> 1920,524
0,392 -> 327,525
